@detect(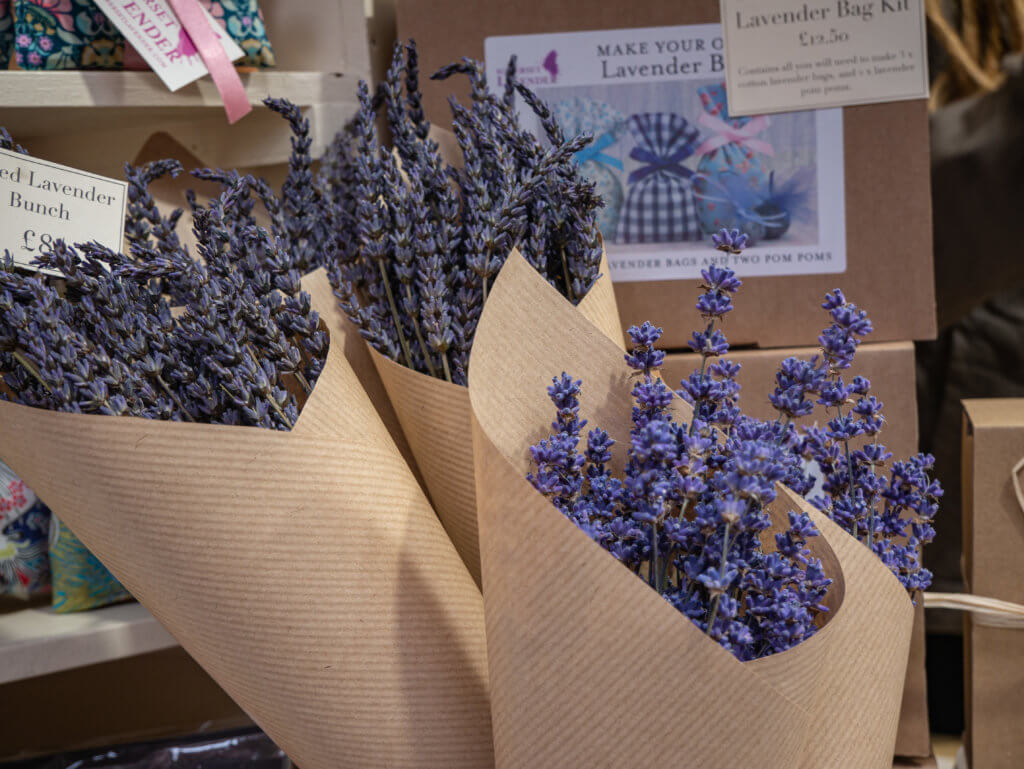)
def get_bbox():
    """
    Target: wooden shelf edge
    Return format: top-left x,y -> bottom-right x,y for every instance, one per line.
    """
0,70 -> 355,110
0,602 -> 177,685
